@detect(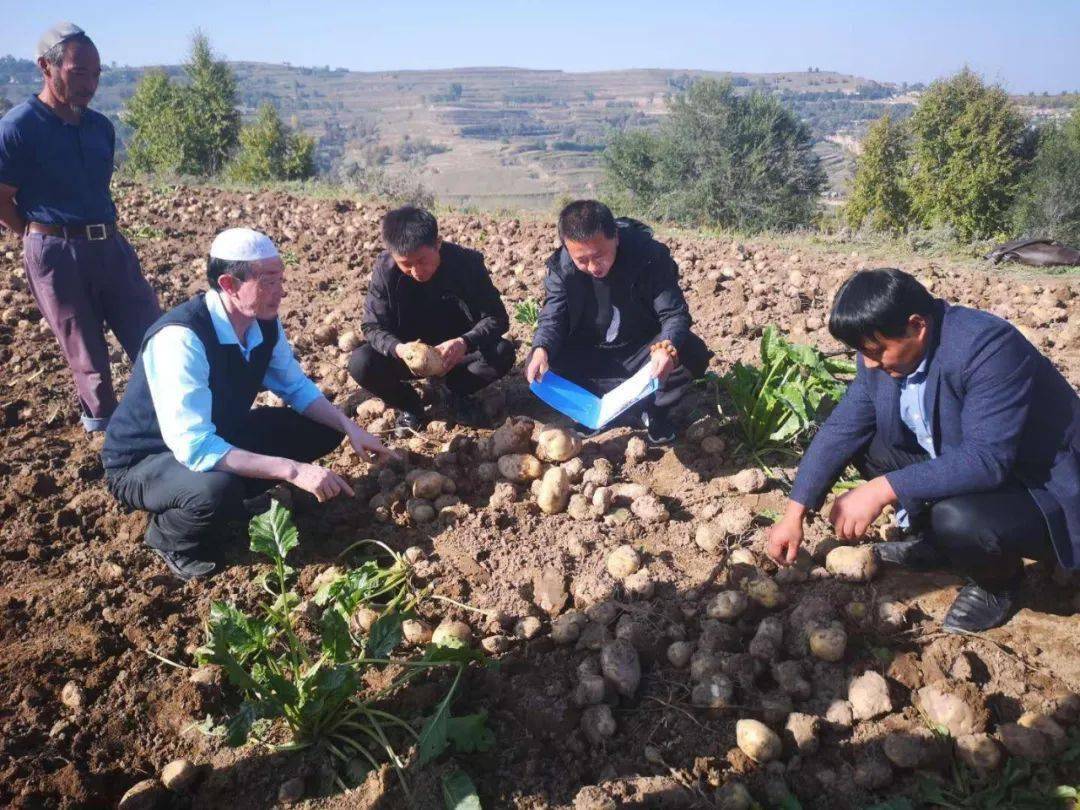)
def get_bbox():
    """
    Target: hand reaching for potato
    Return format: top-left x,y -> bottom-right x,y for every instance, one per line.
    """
433,337 -> 468,373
